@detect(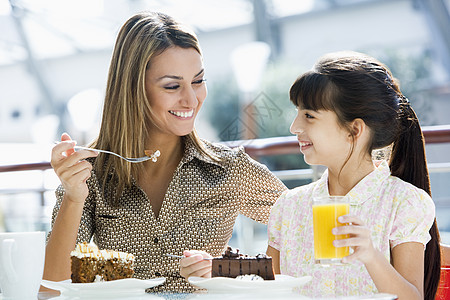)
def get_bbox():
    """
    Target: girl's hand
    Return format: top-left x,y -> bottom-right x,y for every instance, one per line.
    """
179,250 -> 212,279
51,133 -> 97,203
332,215 -> 377,264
